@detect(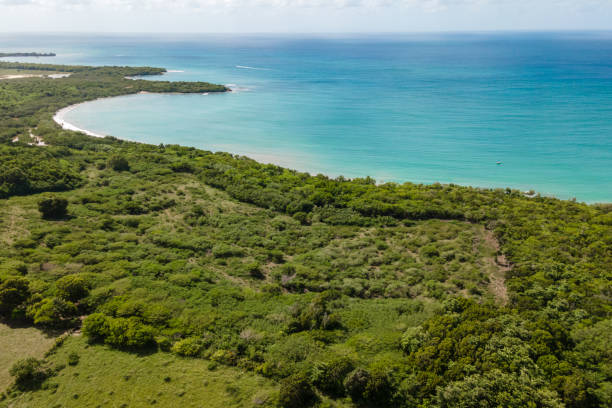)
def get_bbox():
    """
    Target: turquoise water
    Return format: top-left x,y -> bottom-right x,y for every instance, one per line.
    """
2,33 -> 612,202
